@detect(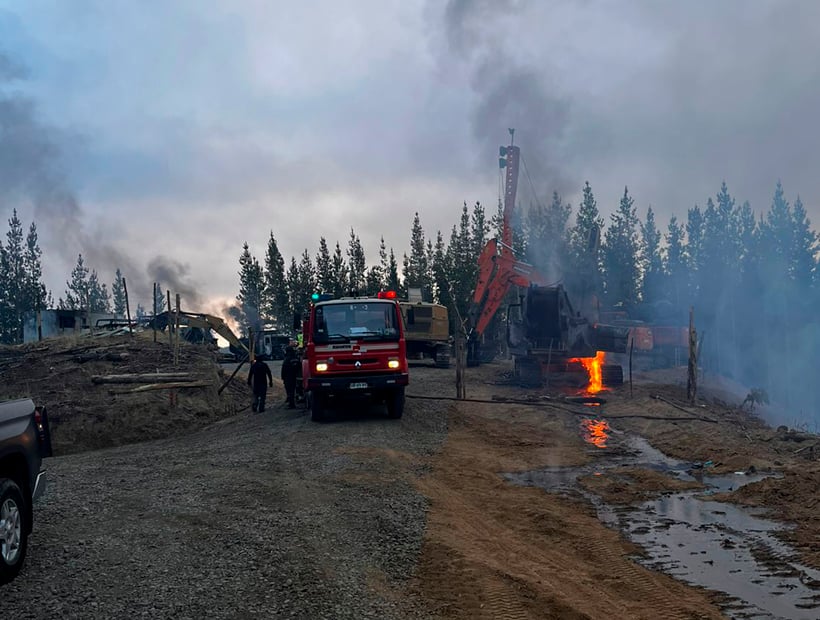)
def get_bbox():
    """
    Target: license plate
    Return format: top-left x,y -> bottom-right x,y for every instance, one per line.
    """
349,382 -> 368,389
